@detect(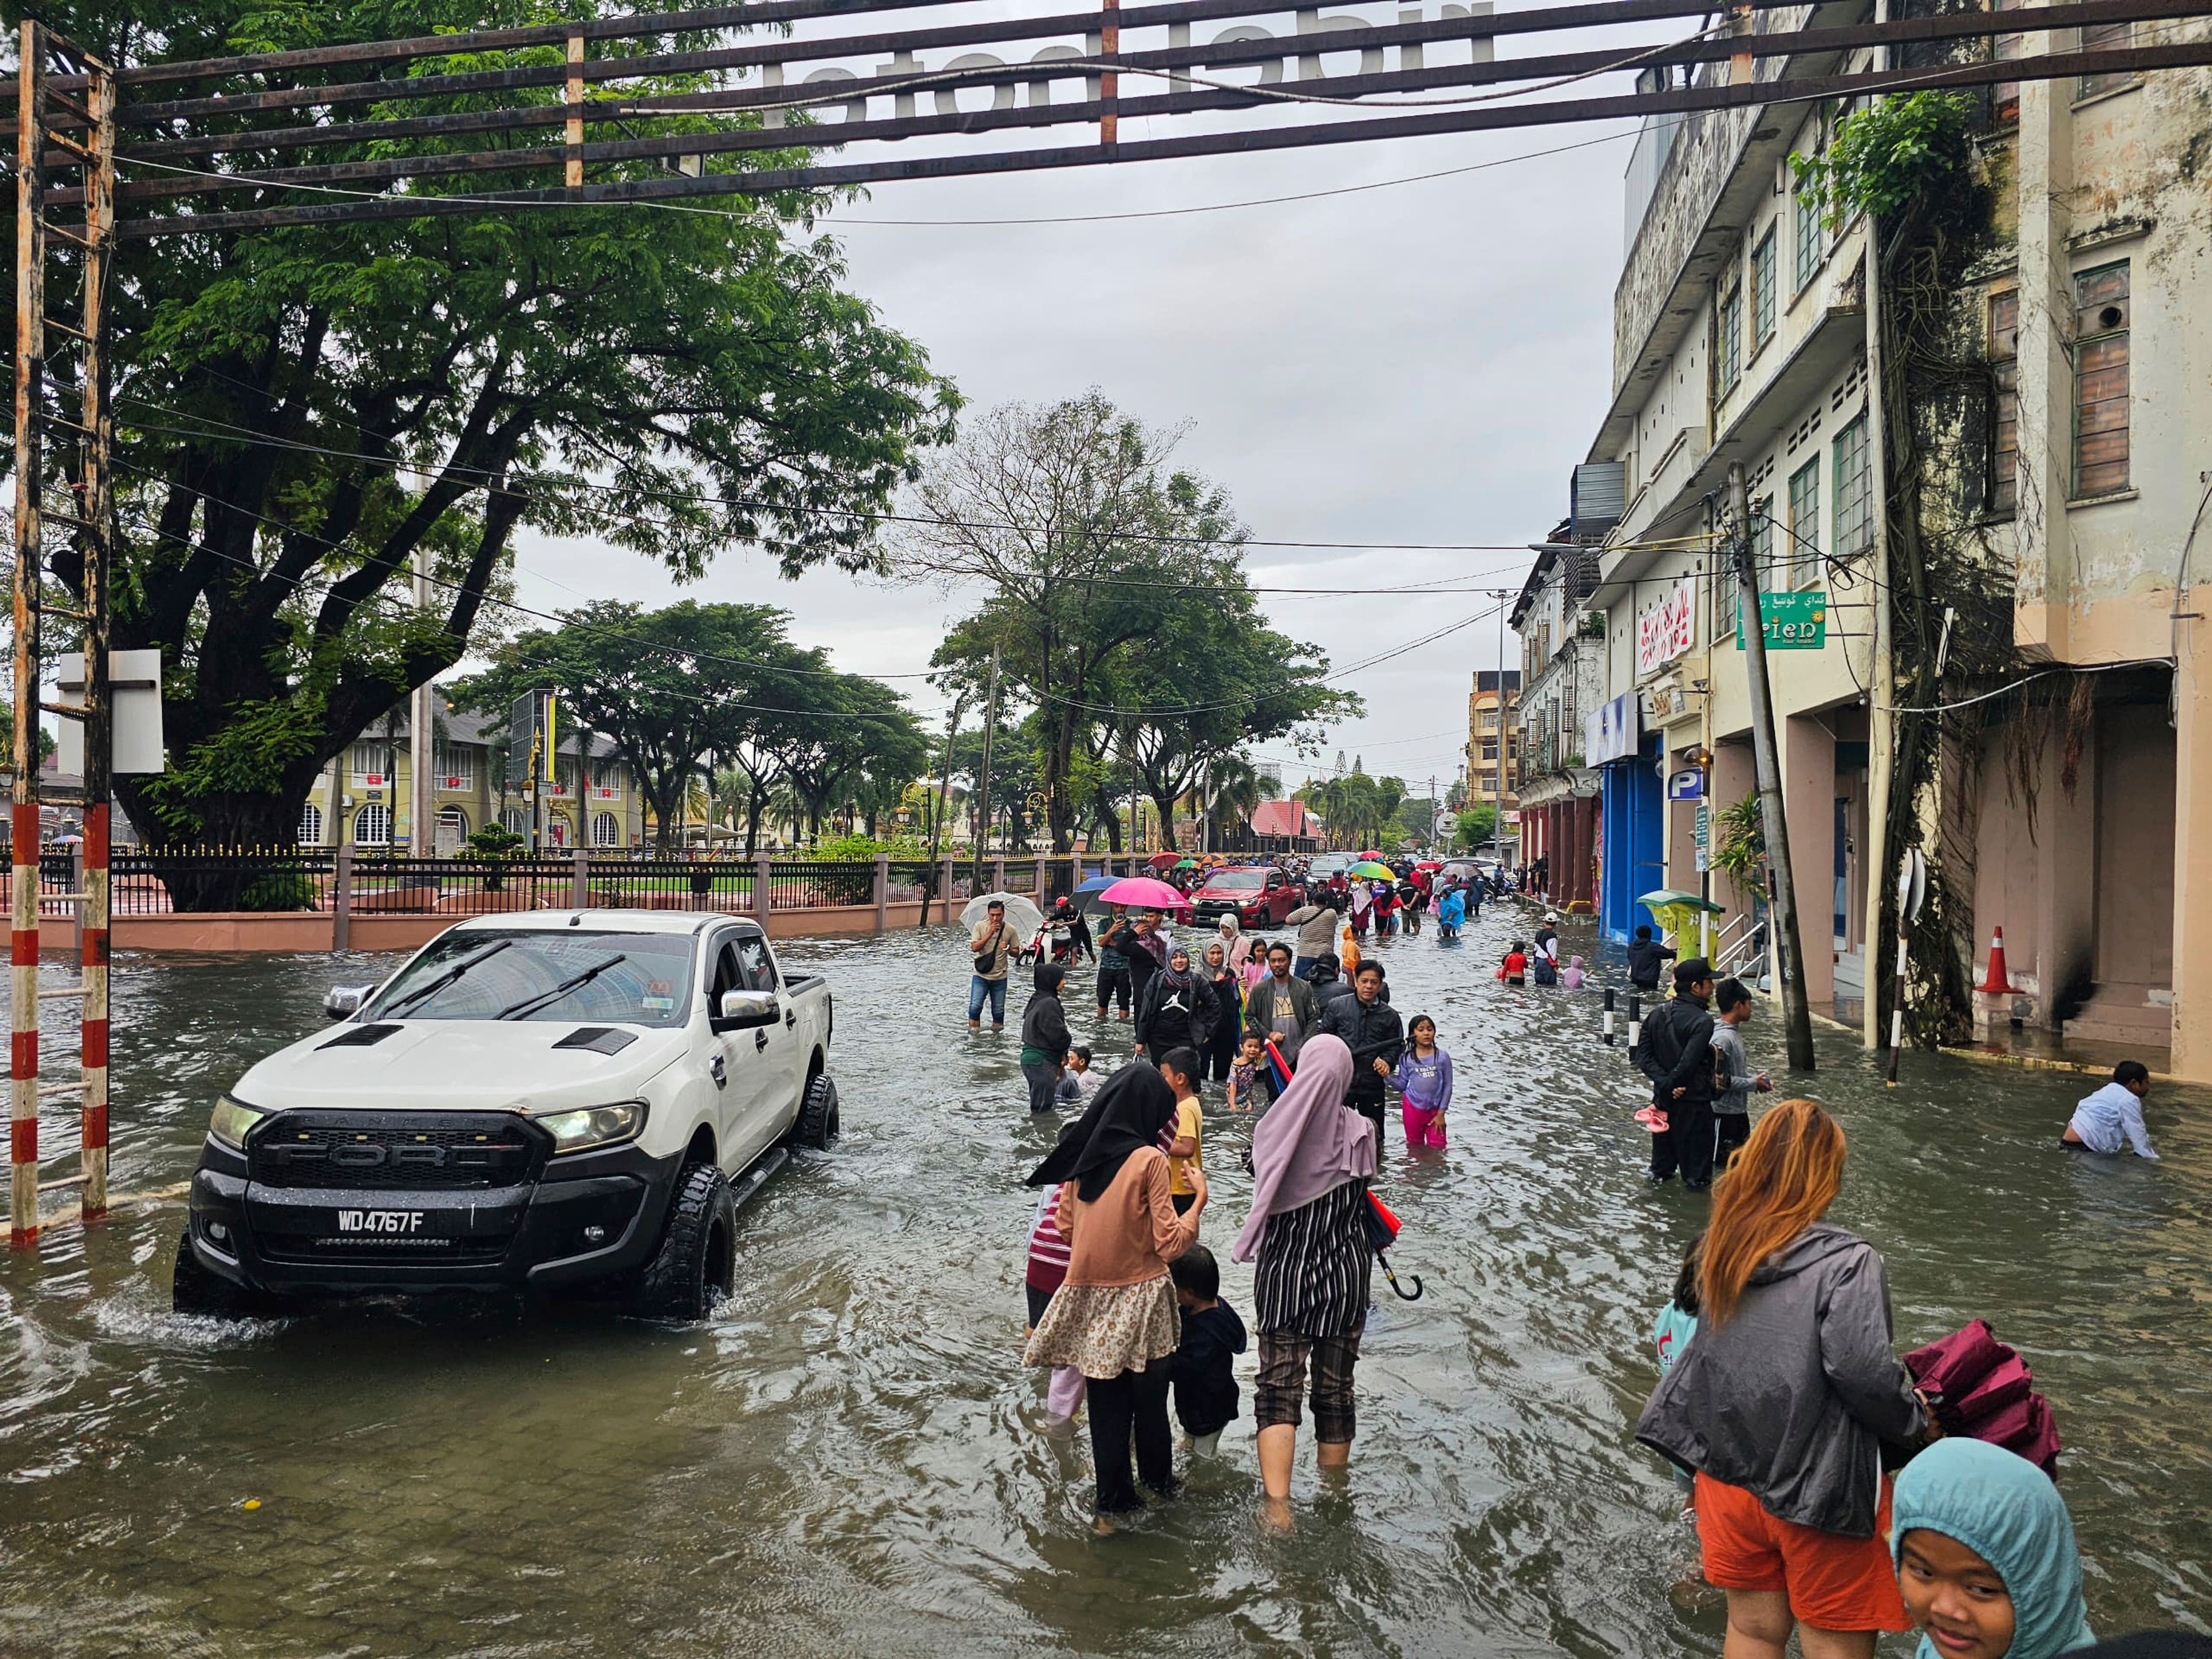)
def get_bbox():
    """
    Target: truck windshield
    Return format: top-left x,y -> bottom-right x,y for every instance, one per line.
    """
365,930 -> 697,1027
1209,870 -> 1266,891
